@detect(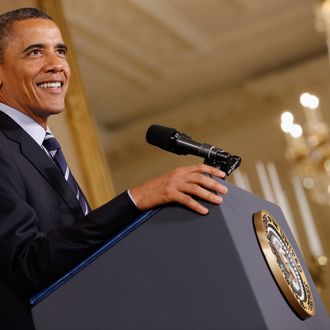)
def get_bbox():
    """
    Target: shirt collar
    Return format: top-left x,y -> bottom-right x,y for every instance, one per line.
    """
0,103 -> 47,146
